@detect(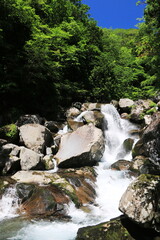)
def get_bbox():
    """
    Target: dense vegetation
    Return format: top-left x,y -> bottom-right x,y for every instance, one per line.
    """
0,0 -> 159,123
